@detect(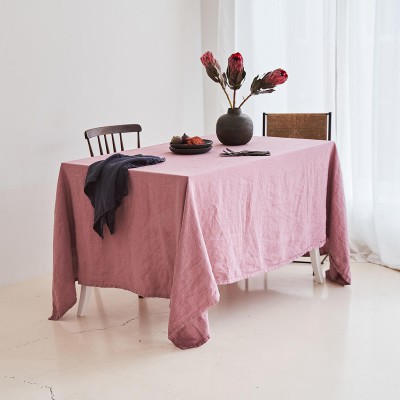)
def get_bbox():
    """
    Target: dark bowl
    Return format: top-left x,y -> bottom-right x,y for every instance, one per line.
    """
169,139 -> 213,149
169,146 -> 212,155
